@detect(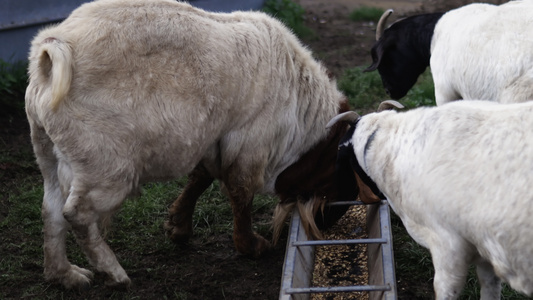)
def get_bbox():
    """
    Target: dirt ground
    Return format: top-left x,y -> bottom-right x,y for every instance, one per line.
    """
0,0 -> 508,299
